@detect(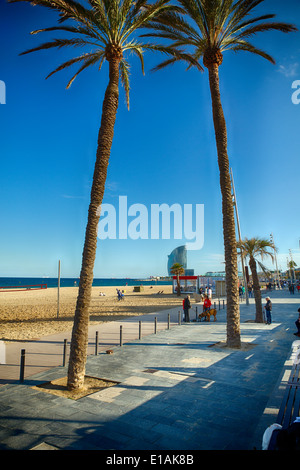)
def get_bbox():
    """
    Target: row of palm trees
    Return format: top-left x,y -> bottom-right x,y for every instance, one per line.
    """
9,0 -> 297,391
